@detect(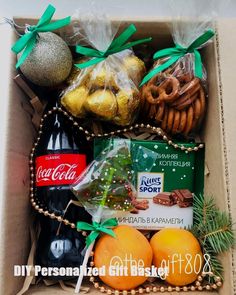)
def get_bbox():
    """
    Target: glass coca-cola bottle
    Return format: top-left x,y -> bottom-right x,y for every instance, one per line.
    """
34,97 -> 91,273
